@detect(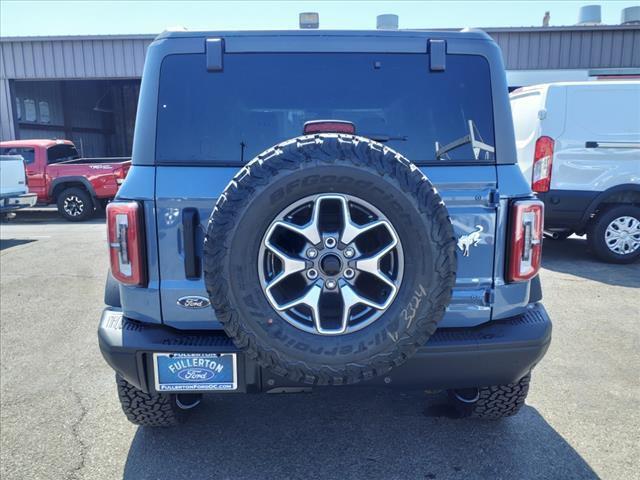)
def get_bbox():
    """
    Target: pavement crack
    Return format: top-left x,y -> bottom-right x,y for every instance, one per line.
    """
66,386 -> 89,480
